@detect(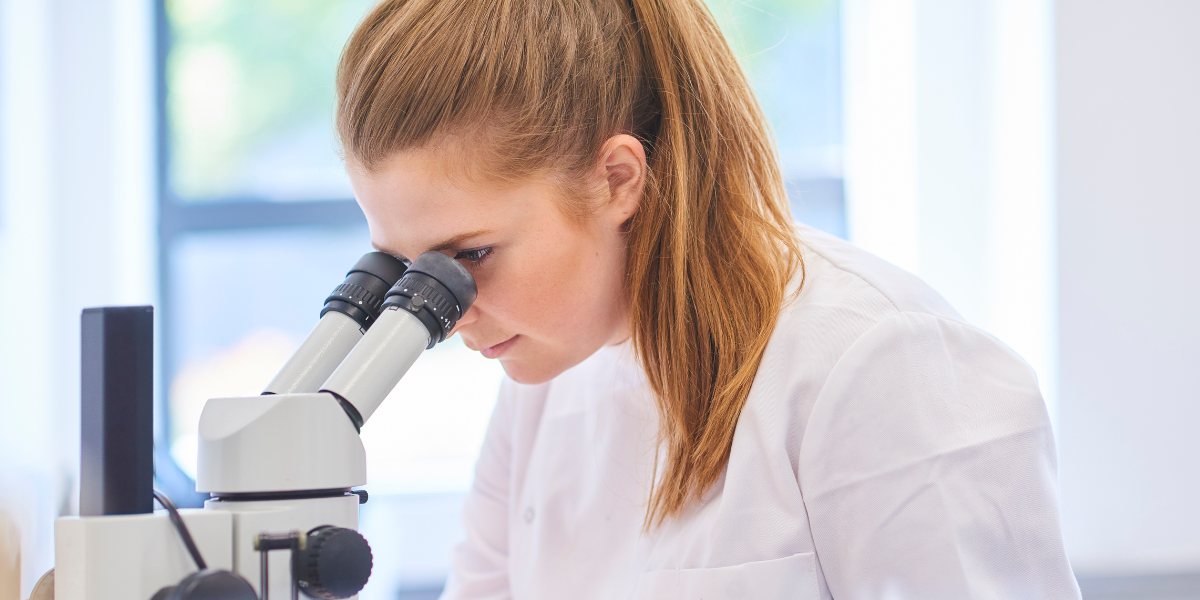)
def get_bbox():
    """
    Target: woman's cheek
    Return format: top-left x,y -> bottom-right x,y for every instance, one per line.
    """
480,260 -> 534,325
